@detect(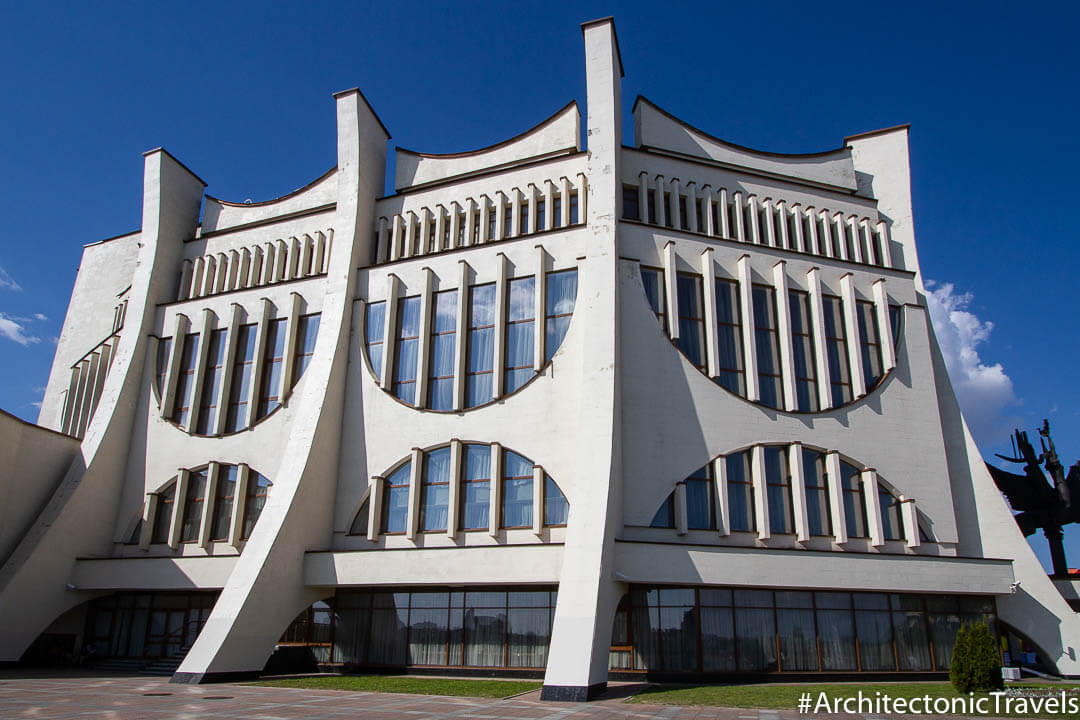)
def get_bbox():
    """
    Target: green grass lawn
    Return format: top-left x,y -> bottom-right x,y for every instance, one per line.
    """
631,681 -> 1080,718
250,674 -> 541,698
